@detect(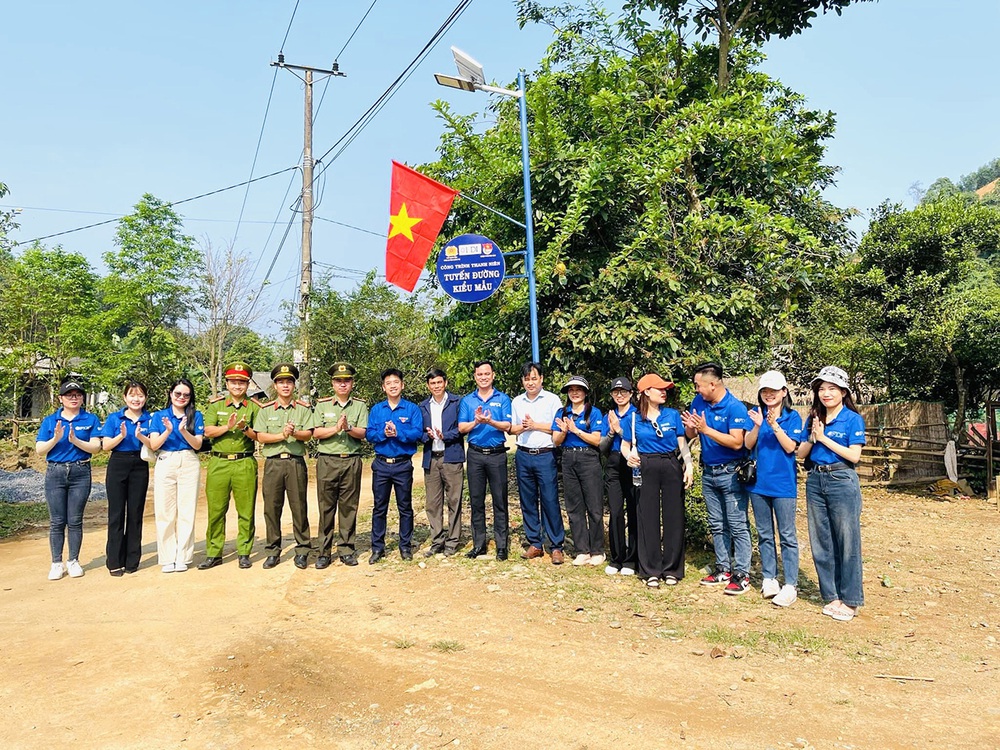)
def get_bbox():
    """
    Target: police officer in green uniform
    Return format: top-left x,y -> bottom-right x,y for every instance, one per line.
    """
198,363 -> 260,570
253,363 -> 315,570
311,362 -> 369,568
